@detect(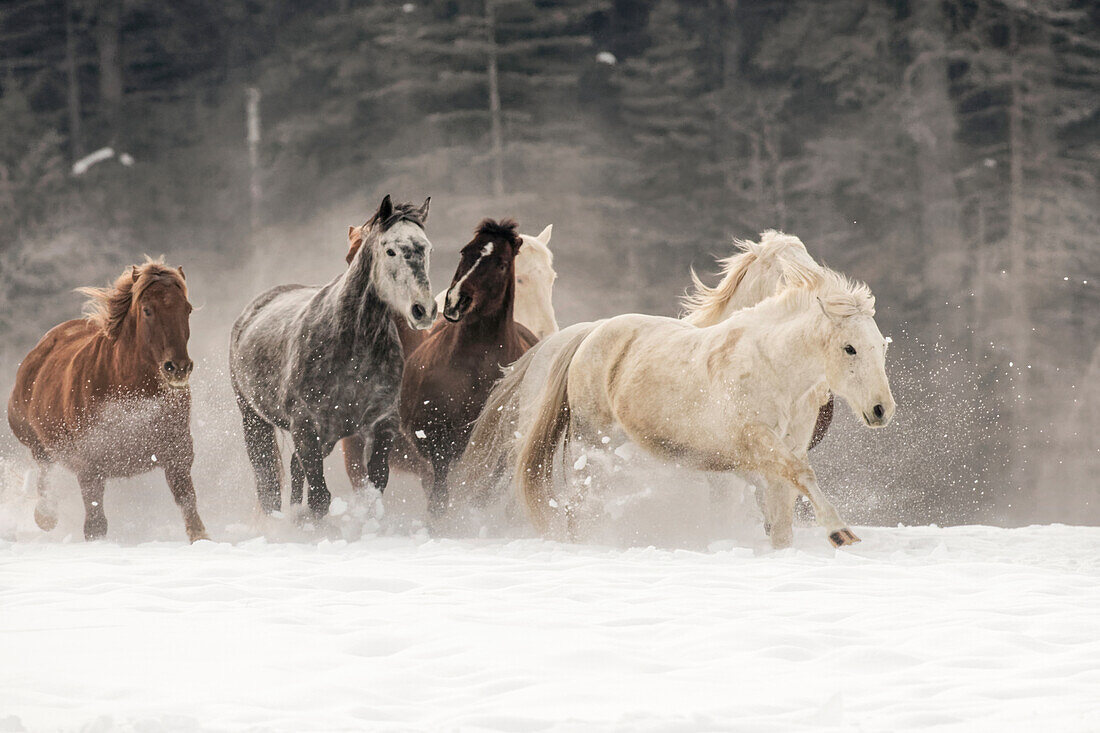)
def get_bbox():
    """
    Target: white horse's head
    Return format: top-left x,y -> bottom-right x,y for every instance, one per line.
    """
682,230 -> 819,327
349,194 -> 437,330
783,261 -> 896,428
514,224 -> 557,339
